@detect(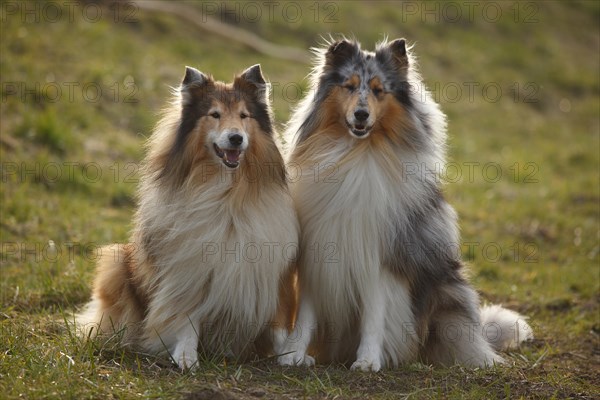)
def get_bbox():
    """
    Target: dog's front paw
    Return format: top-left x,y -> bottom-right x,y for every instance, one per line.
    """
278,352 -> 315,367
350,357 -> 381,372
272,328 -> 289,355
172,347 -> 198,371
